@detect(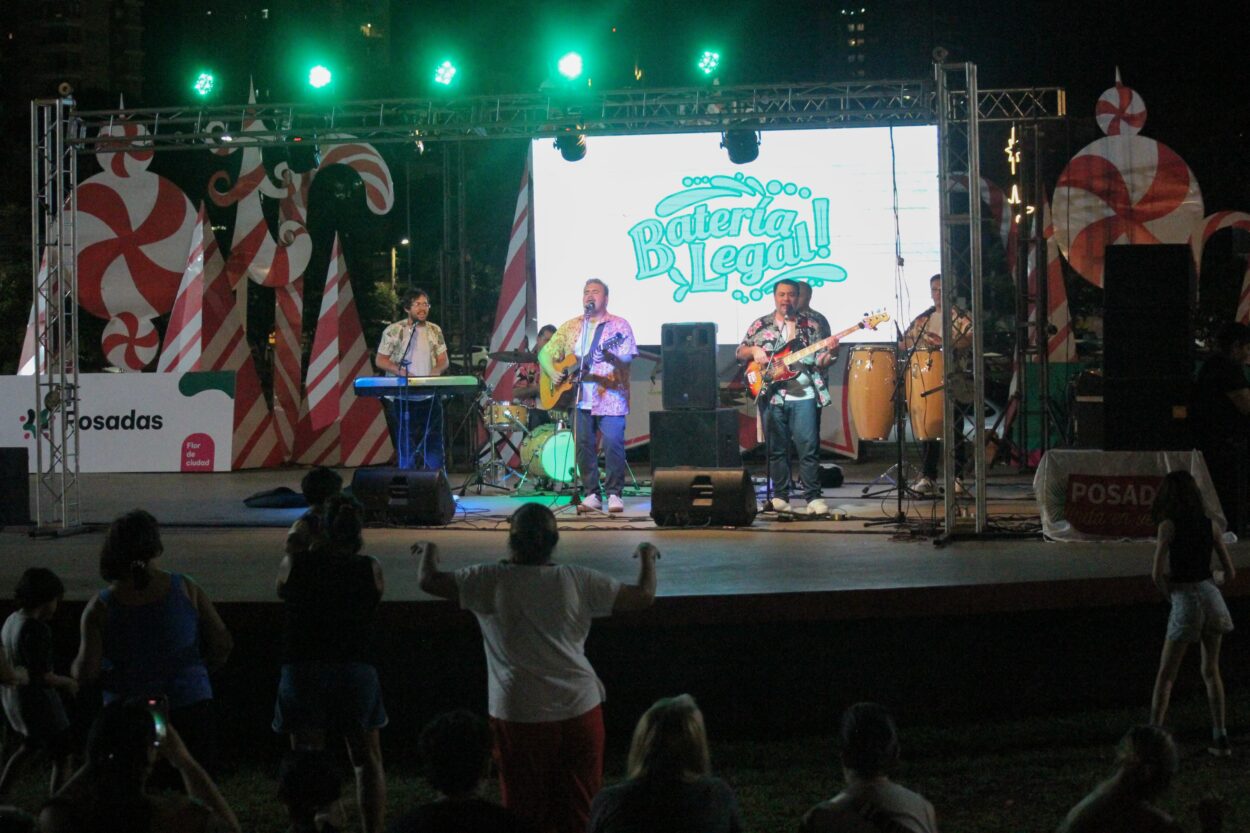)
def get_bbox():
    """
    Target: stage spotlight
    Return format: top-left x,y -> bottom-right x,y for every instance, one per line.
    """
720,129 -> 760,164
193,71 -> 215,97
434,60 -> 457,86
698,51 -> 720,76
554,128 -> 587,162
557,52 -> 584,80
287,134 -> 321,172
308,64 -> 333,89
